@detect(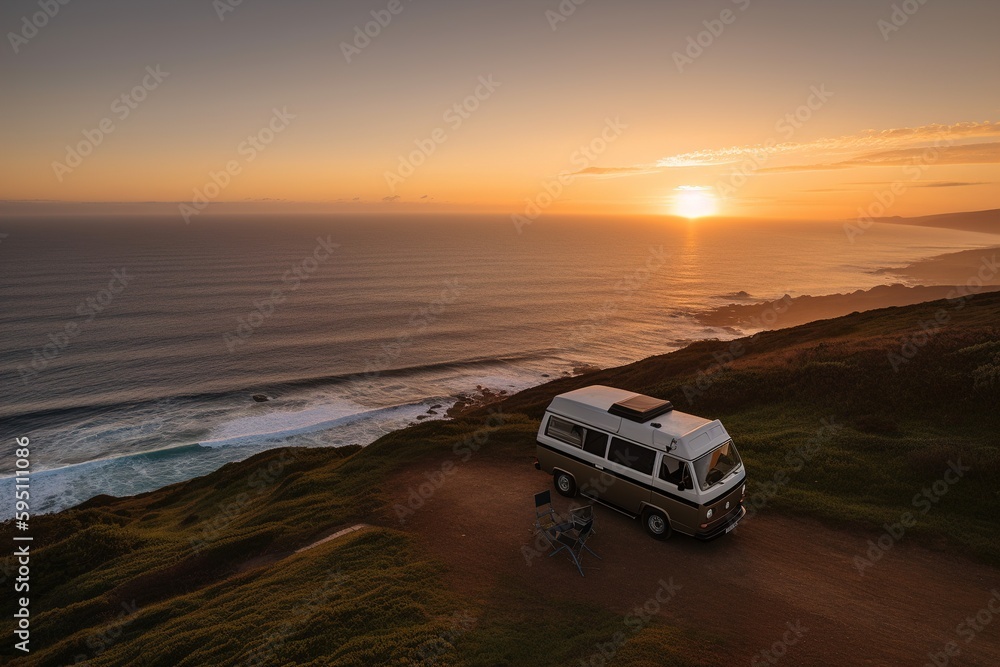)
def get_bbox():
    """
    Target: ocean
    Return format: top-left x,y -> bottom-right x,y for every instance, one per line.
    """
2,214 -> 997,517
